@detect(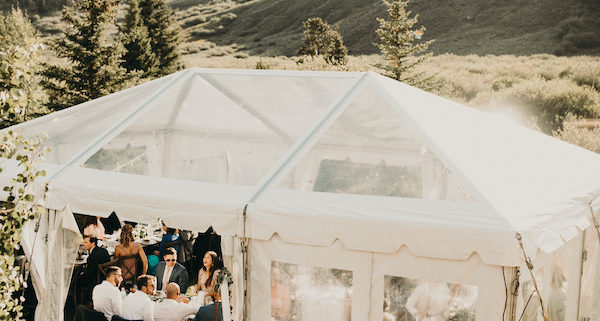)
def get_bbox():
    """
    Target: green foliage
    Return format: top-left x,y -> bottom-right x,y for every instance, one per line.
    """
374,0 -> 434,86
120,0 -> 159,78
0,131 -> 47,320
41,0 -> 139,111
139,0 -> 183,76
0,7 -> 49,128
297,17 -> 348,65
